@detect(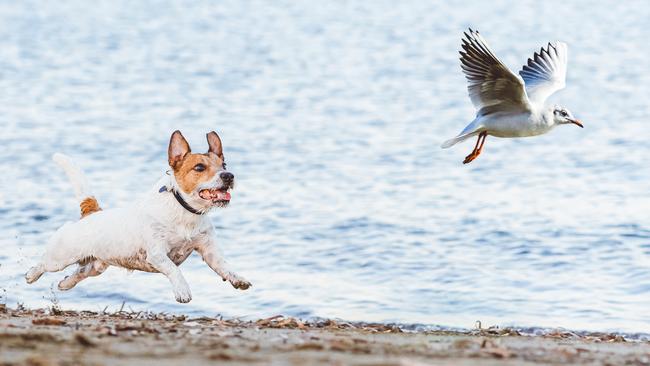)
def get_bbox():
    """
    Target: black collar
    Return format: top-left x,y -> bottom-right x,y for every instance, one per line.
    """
160,185 -> 204,215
